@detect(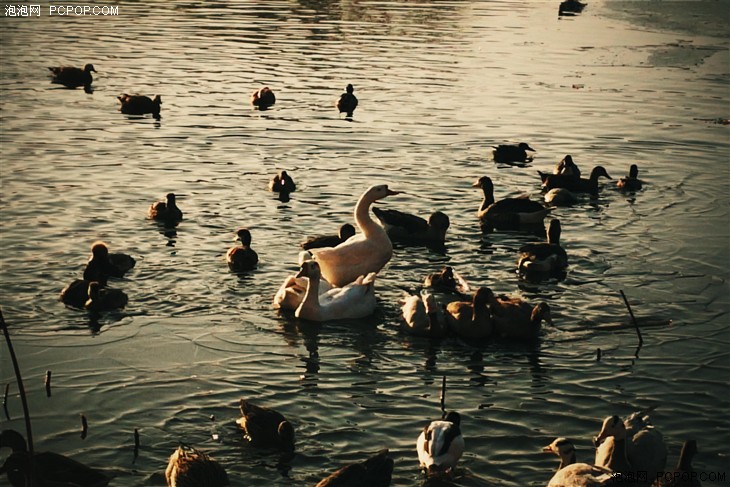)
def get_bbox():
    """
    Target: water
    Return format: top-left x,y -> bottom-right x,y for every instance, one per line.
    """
1,0 -> 728,485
